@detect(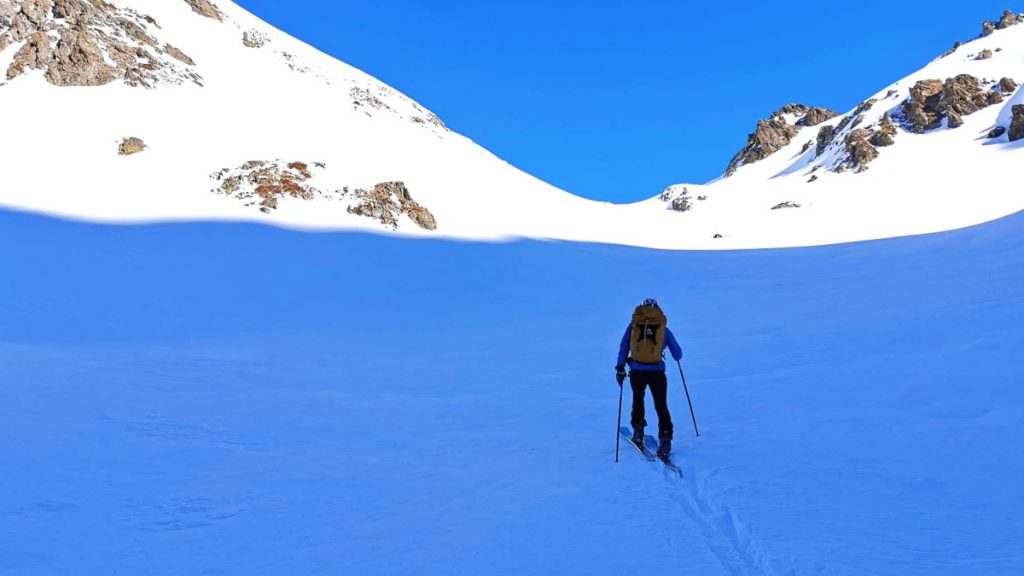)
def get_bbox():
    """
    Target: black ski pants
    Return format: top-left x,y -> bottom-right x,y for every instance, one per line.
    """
630,370 -> 673,440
